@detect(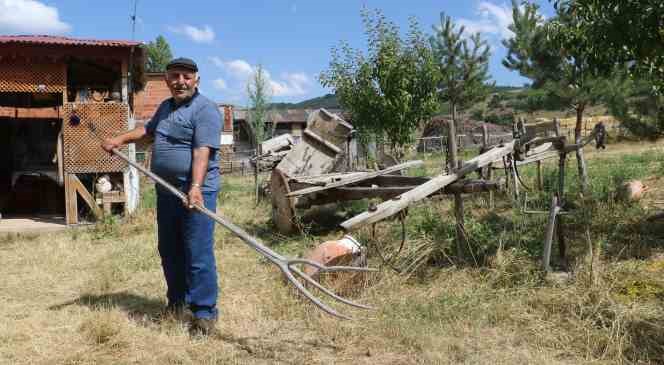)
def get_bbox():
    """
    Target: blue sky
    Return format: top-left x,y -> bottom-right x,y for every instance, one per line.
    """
0,0 -> 554,104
